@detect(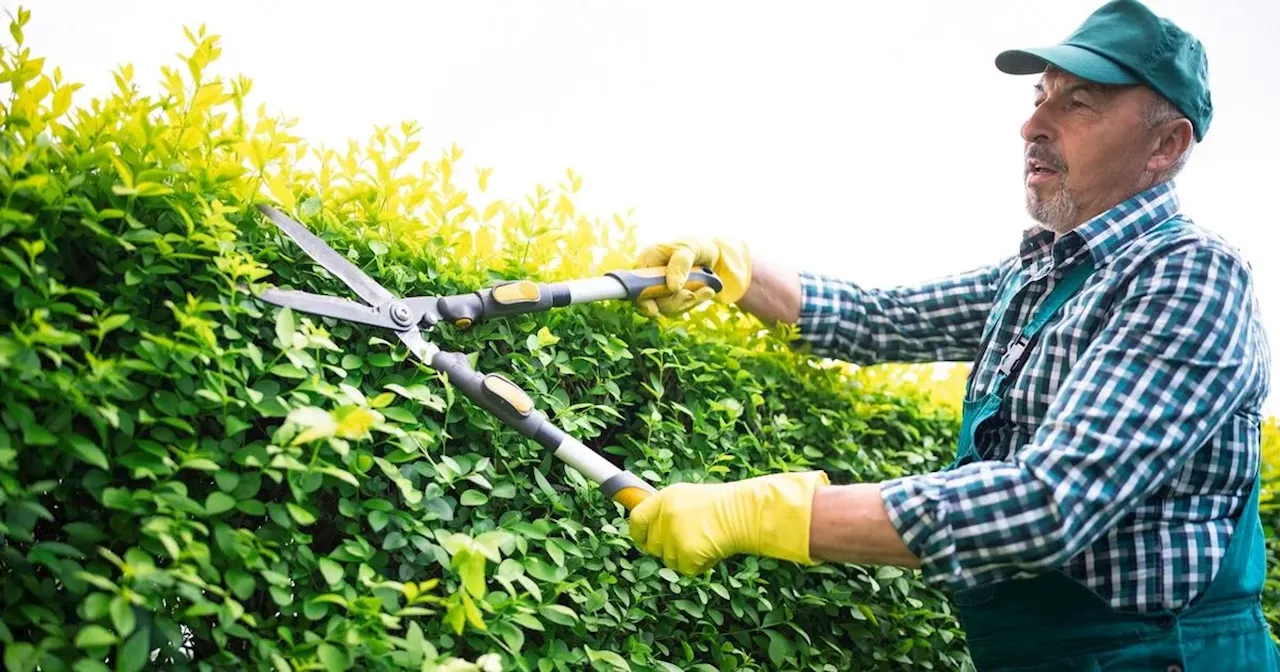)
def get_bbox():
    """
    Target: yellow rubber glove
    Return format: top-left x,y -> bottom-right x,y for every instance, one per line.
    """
628,471 -> 829,576
633,236 -> 751,317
